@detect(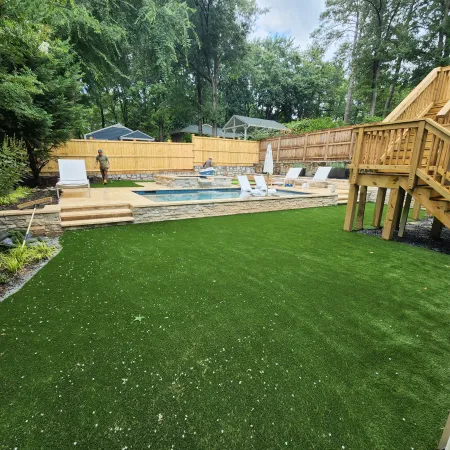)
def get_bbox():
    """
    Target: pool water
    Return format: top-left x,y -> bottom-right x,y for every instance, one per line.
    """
135,188 -> 305,203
